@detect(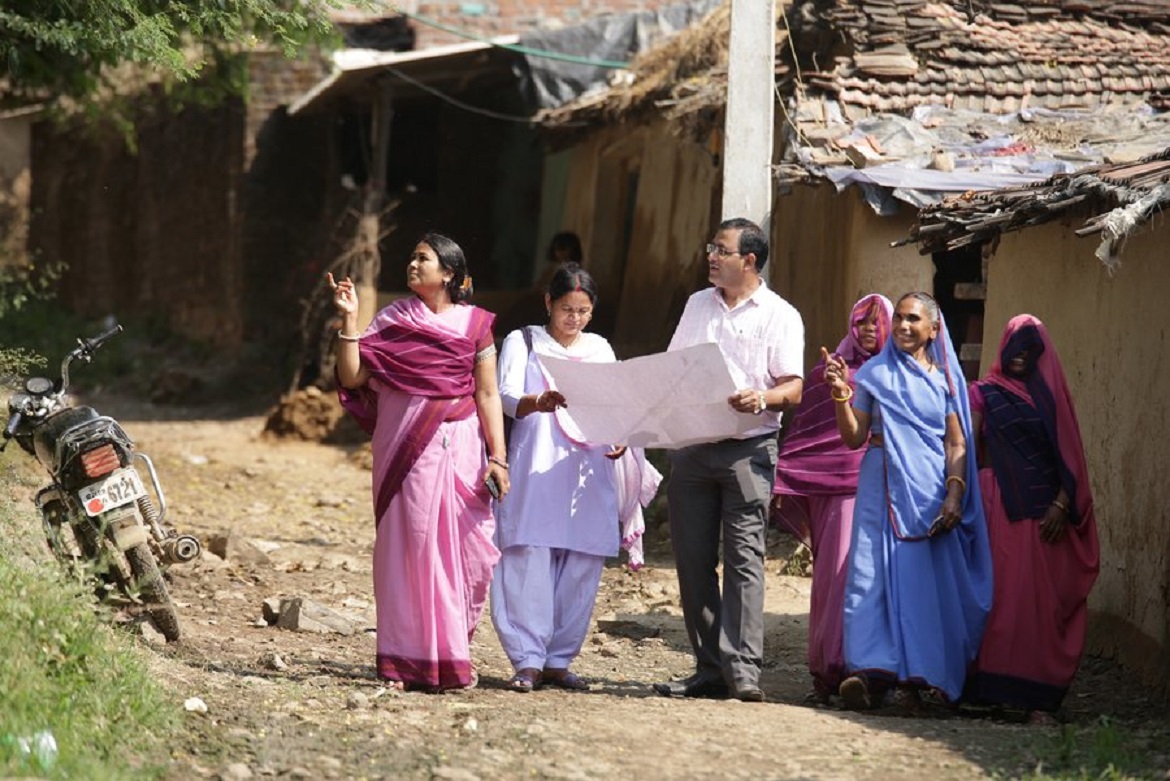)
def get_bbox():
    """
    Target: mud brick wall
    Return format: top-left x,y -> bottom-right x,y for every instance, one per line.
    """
244,51 -> 332,167
239,51 -> 338,352
28,51 -> 337,352
30,98 -> 247,347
